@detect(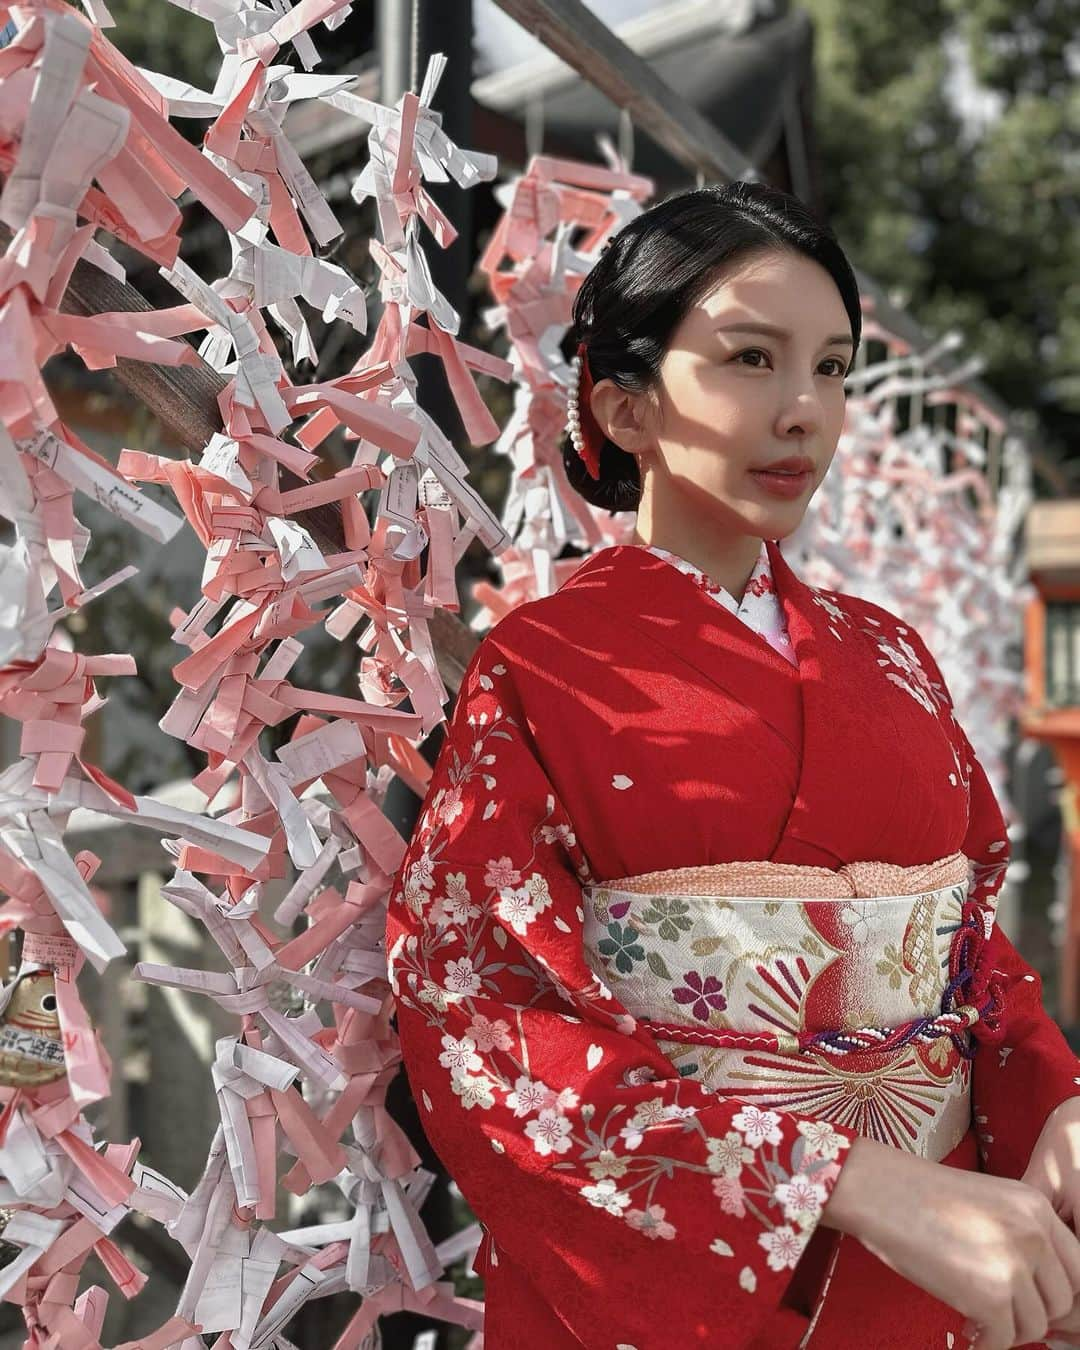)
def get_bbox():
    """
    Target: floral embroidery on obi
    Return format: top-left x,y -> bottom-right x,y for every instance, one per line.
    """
582,877 -> 974,1162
